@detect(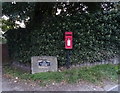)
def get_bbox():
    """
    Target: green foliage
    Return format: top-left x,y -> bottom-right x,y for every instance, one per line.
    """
5,11 -> 120,65
115,64 -> 120,74
5,28 -> 31,62
2,2 -> 35,21
2,2 -> 116,28
4,64 -> 118,85
1,19 -> 14,32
